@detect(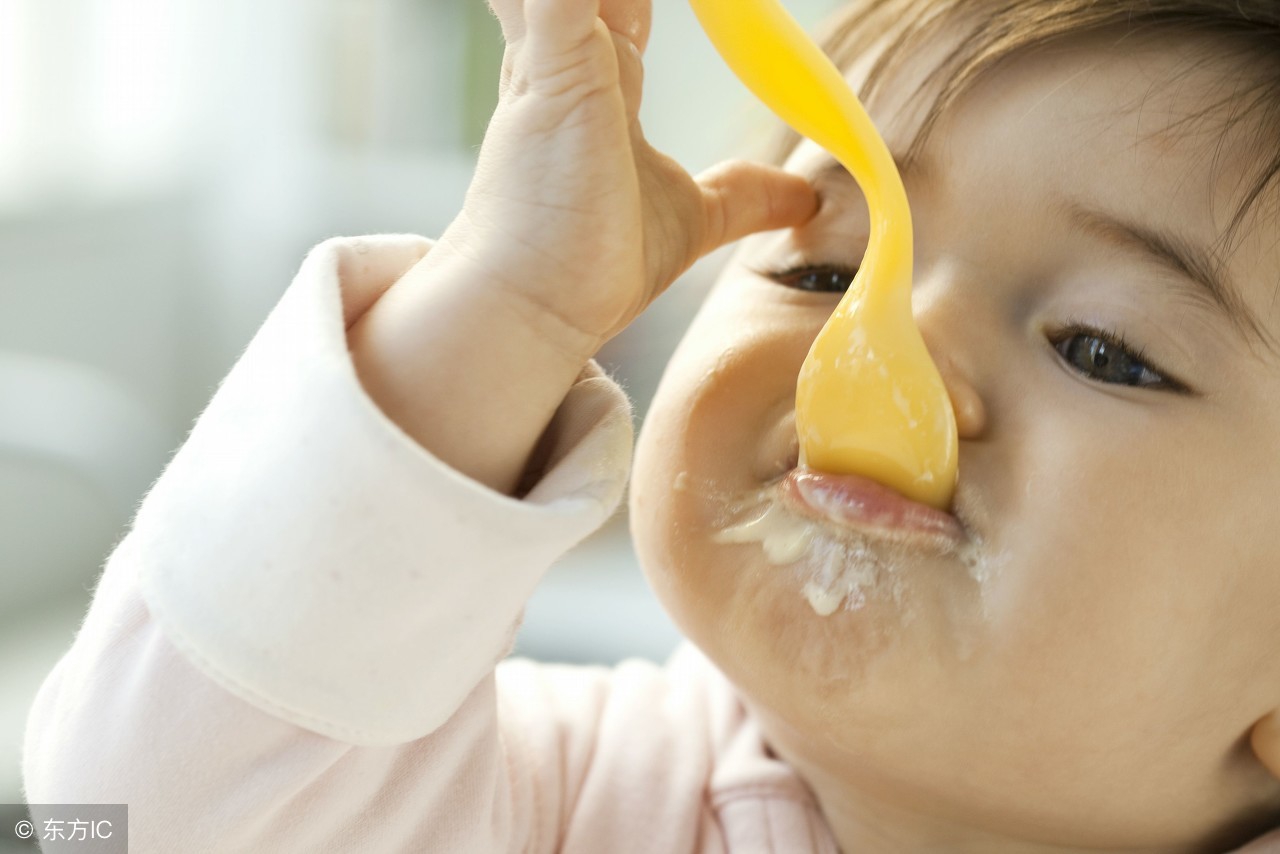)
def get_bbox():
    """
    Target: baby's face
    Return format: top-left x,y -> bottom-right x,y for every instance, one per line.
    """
631,31 -> 1280,845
